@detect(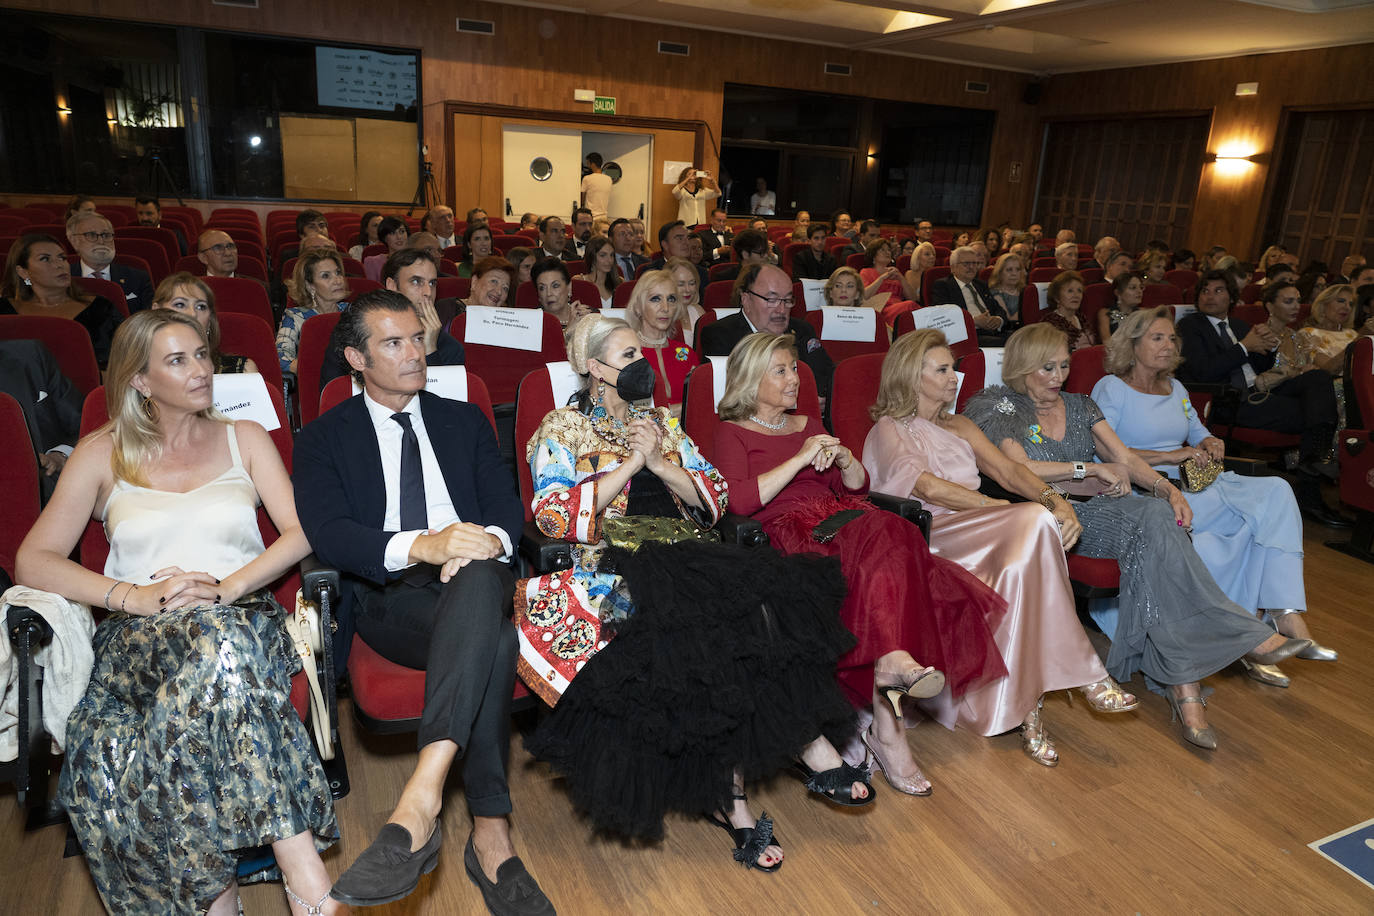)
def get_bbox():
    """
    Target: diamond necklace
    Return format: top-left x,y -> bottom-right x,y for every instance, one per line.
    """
750,414 -> 787,430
